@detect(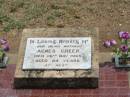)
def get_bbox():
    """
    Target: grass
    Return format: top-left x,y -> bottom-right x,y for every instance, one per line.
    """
0,10 -> 25,32
0,0 -> 93,32
0,0 -> 84,32
46,15 -> 55,26
0,0 -> 129,35
0,0 -> 49,32
0,0 -> 25,32
0,0 -> 130,53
